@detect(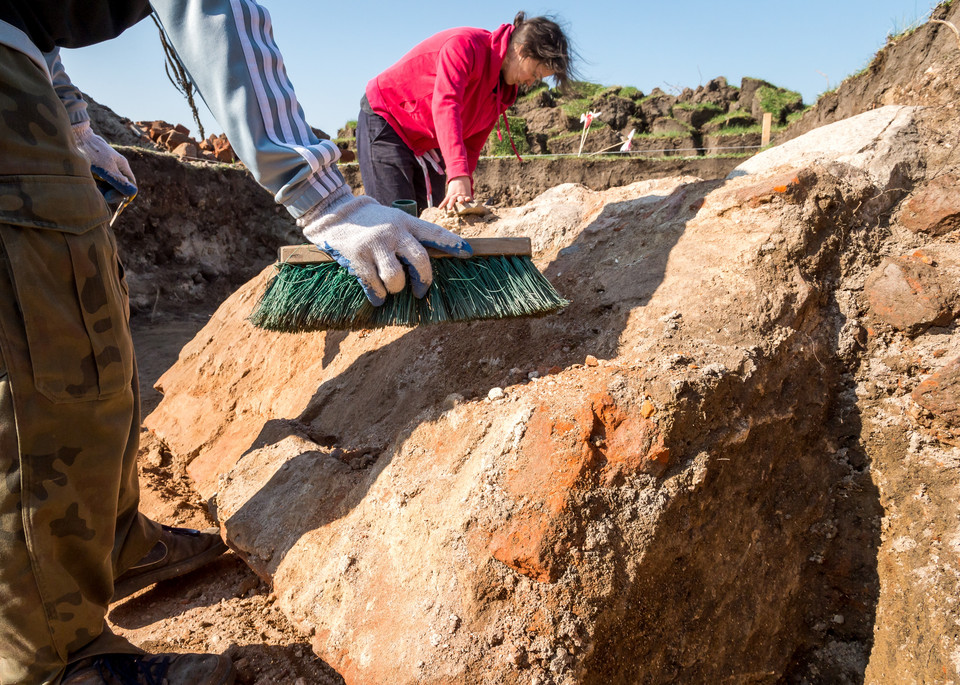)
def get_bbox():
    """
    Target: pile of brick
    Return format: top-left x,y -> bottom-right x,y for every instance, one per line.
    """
135,120 -> 236,163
